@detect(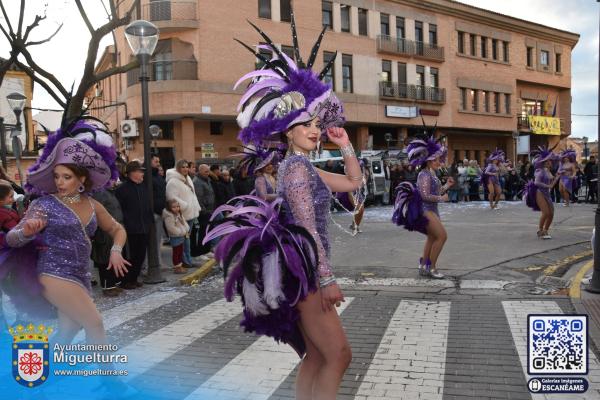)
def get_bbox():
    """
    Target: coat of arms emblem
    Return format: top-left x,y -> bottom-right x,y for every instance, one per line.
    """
10,323 -> 52,388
